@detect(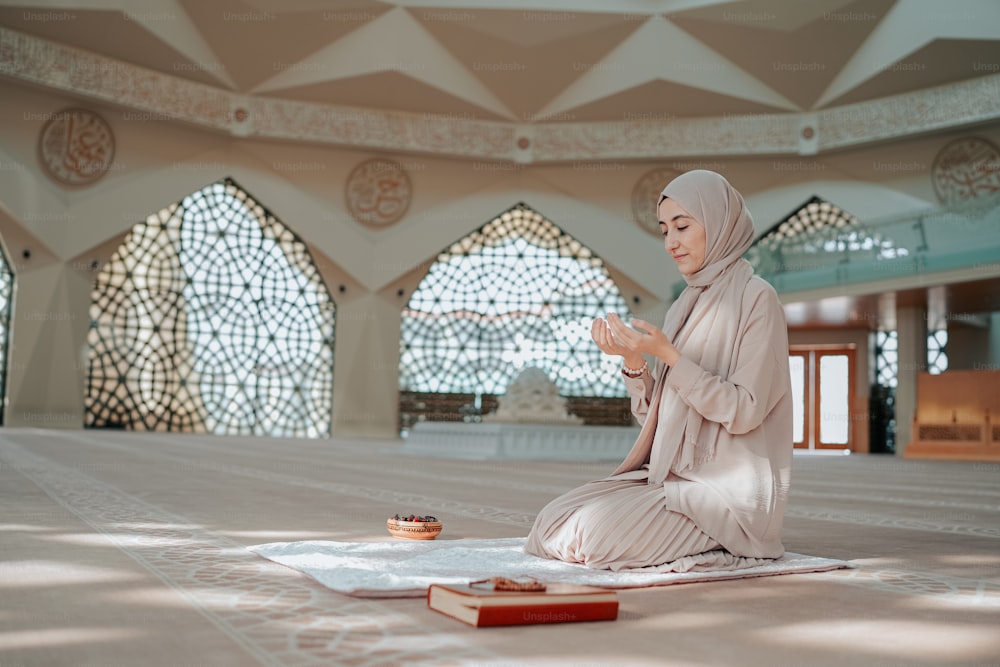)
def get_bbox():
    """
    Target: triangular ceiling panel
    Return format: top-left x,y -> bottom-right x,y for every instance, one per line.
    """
824,38 -> 1000,107
126,0 -> 238,88
430,7 -> 639,48
669,0 -> 897,109
0,6 -> 227,87
816,0 -> 1000,107
175,0 -> 388,90
560,78 -> 795,122
414,12 -> 643,121
258,71 -> 513,122
240,0 -> 382,11
537,15 -> 800,119
251,6 -> 517,119
676,0 -> 866,32
1,0 -> 998,130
